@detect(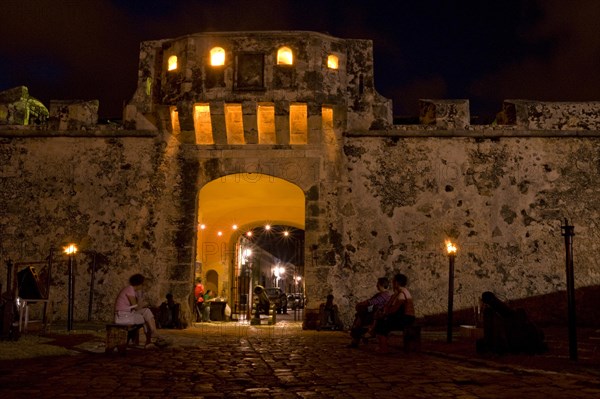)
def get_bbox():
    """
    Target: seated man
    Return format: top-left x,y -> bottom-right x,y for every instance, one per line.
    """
373,273 -> 415,353
253,285 -> 271,319
157,293 -> 181,329
349,277 -> 390,347
318,294 -> 344,330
